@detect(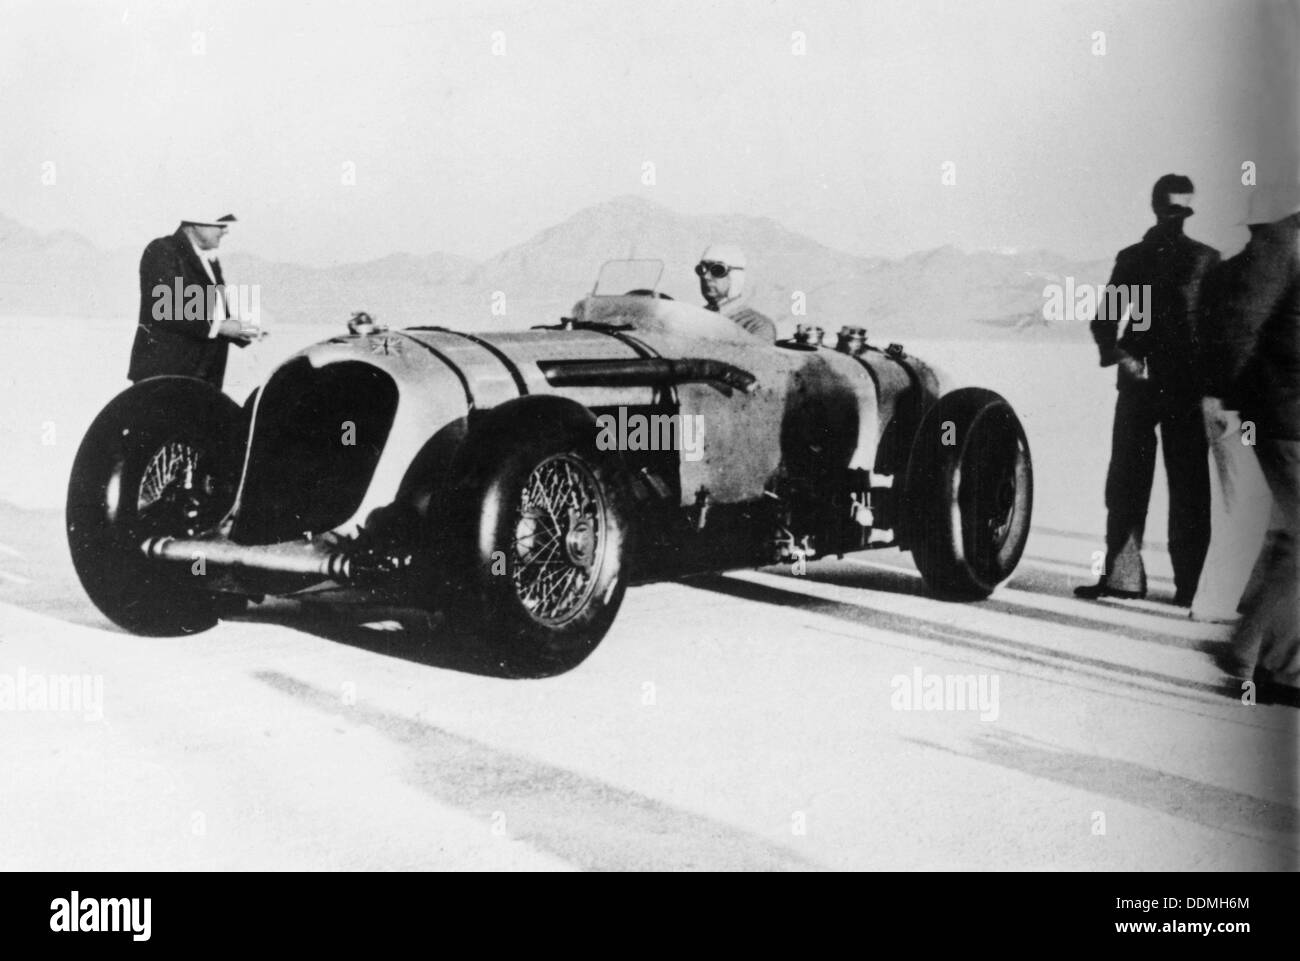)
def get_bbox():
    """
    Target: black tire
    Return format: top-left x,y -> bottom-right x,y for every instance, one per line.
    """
66,377 -> 245,635
904,387 -> 1033,599
448,408 -> 633,676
